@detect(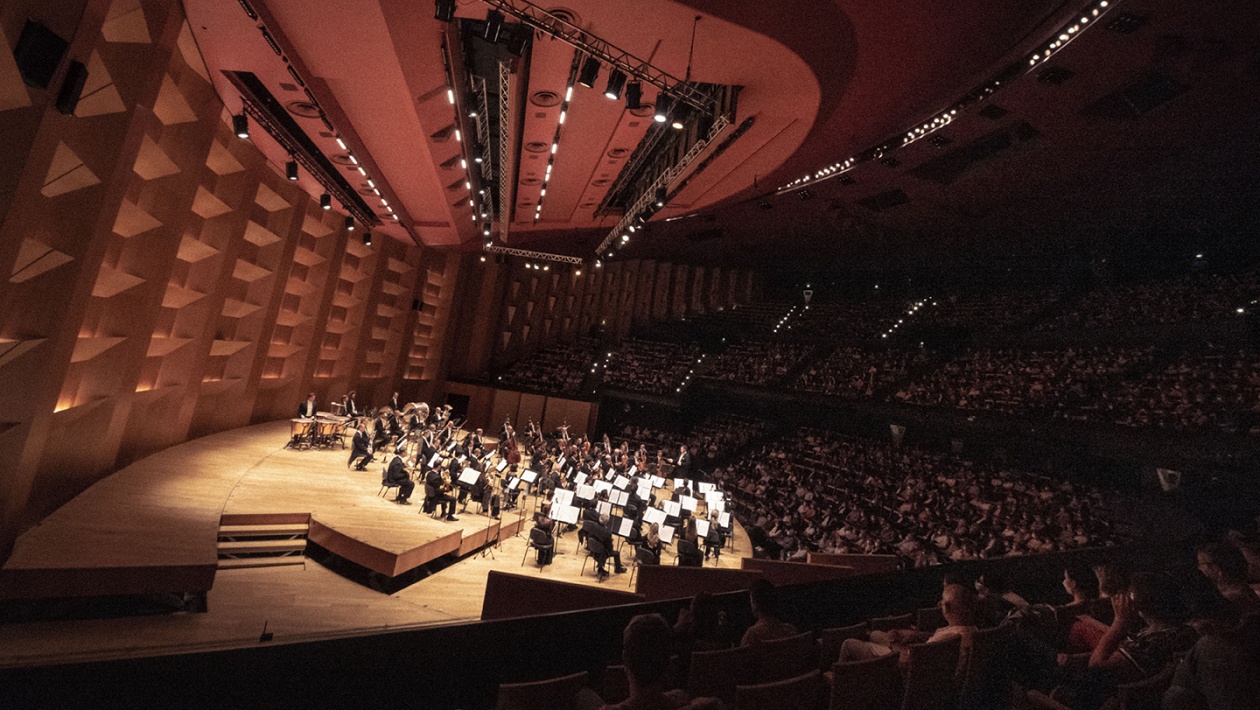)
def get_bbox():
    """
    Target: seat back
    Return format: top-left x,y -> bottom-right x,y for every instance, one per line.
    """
494,670 -> 589,710
599,665 -> 630,706
735,669 -> 823,710
754,630 -> 818,683
687,644 -> 754,704
900,634 -> 962,710
828,652 -> 901,710
869,612 -> 915,632
915,606 -> 946,632
958,625 -> 1012,710
1113,663 -> 1176,710
529,526 -> 553,548
818,622 -> 869,670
